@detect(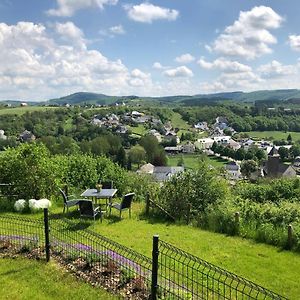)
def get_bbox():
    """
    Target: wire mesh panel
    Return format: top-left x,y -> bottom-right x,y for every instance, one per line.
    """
158,240 -> 286,300
49,217 -> 152,297
0,215 -> 45,255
